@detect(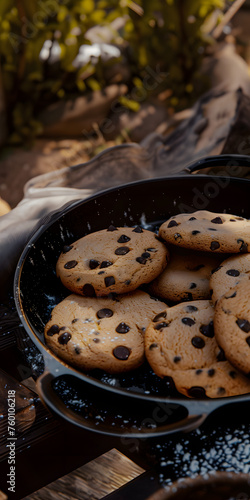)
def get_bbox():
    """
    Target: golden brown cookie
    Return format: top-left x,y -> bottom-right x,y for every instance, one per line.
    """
159,211 -> 250,253
56,226 -> 168,296
145,300 -> 250,398
45,290 -> 167,373
149,247 -> 223,302
210,253 -> 250,305
214,277 -> 250,376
